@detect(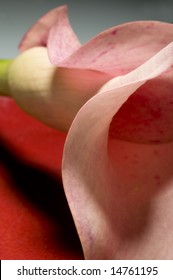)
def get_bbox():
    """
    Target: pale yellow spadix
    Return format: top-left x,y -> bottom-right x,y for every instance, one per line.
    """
4,47 -> 109,131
